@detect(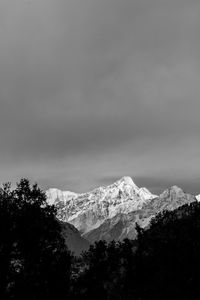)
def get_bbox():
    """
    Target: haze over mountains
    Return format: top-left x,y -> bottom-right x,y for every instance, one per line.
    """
46,176 -> 199,252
